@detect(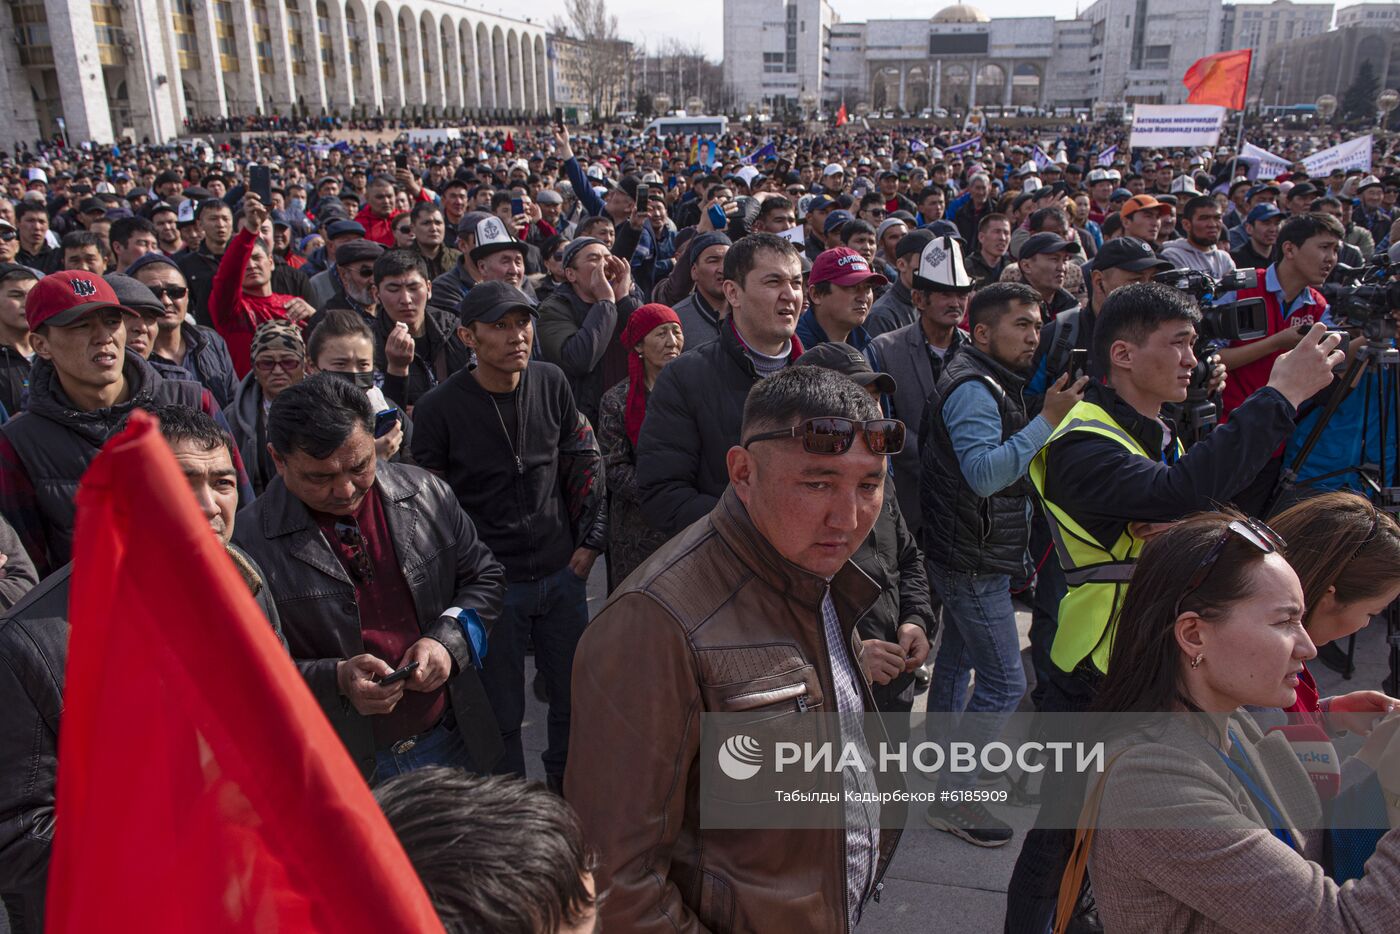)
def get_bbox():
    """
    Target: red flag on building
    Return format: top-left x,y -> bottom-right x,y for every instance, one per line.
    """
835,103 -> 848,127
1182,49 -> 1253,110
46,411 -> 444,934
